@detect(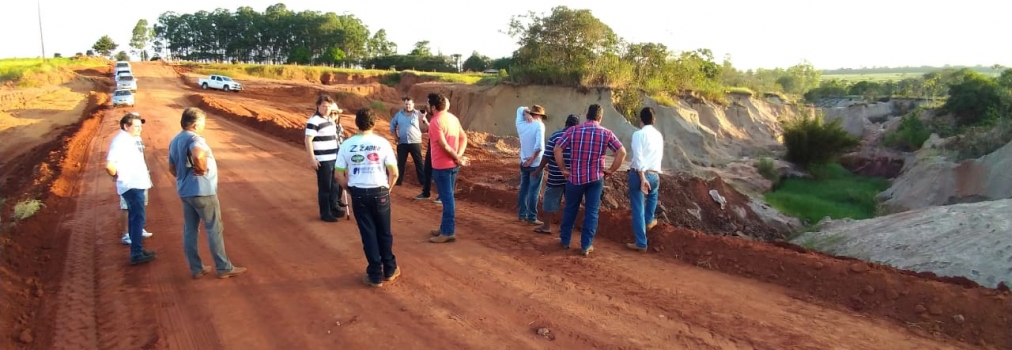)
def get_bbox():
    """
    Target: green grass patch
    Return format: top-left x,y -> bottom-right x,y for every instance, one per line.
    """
180,62 -> 485,85
12,199 -> 44,221
0,57 -> 107,87
763,163 -> 890,224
